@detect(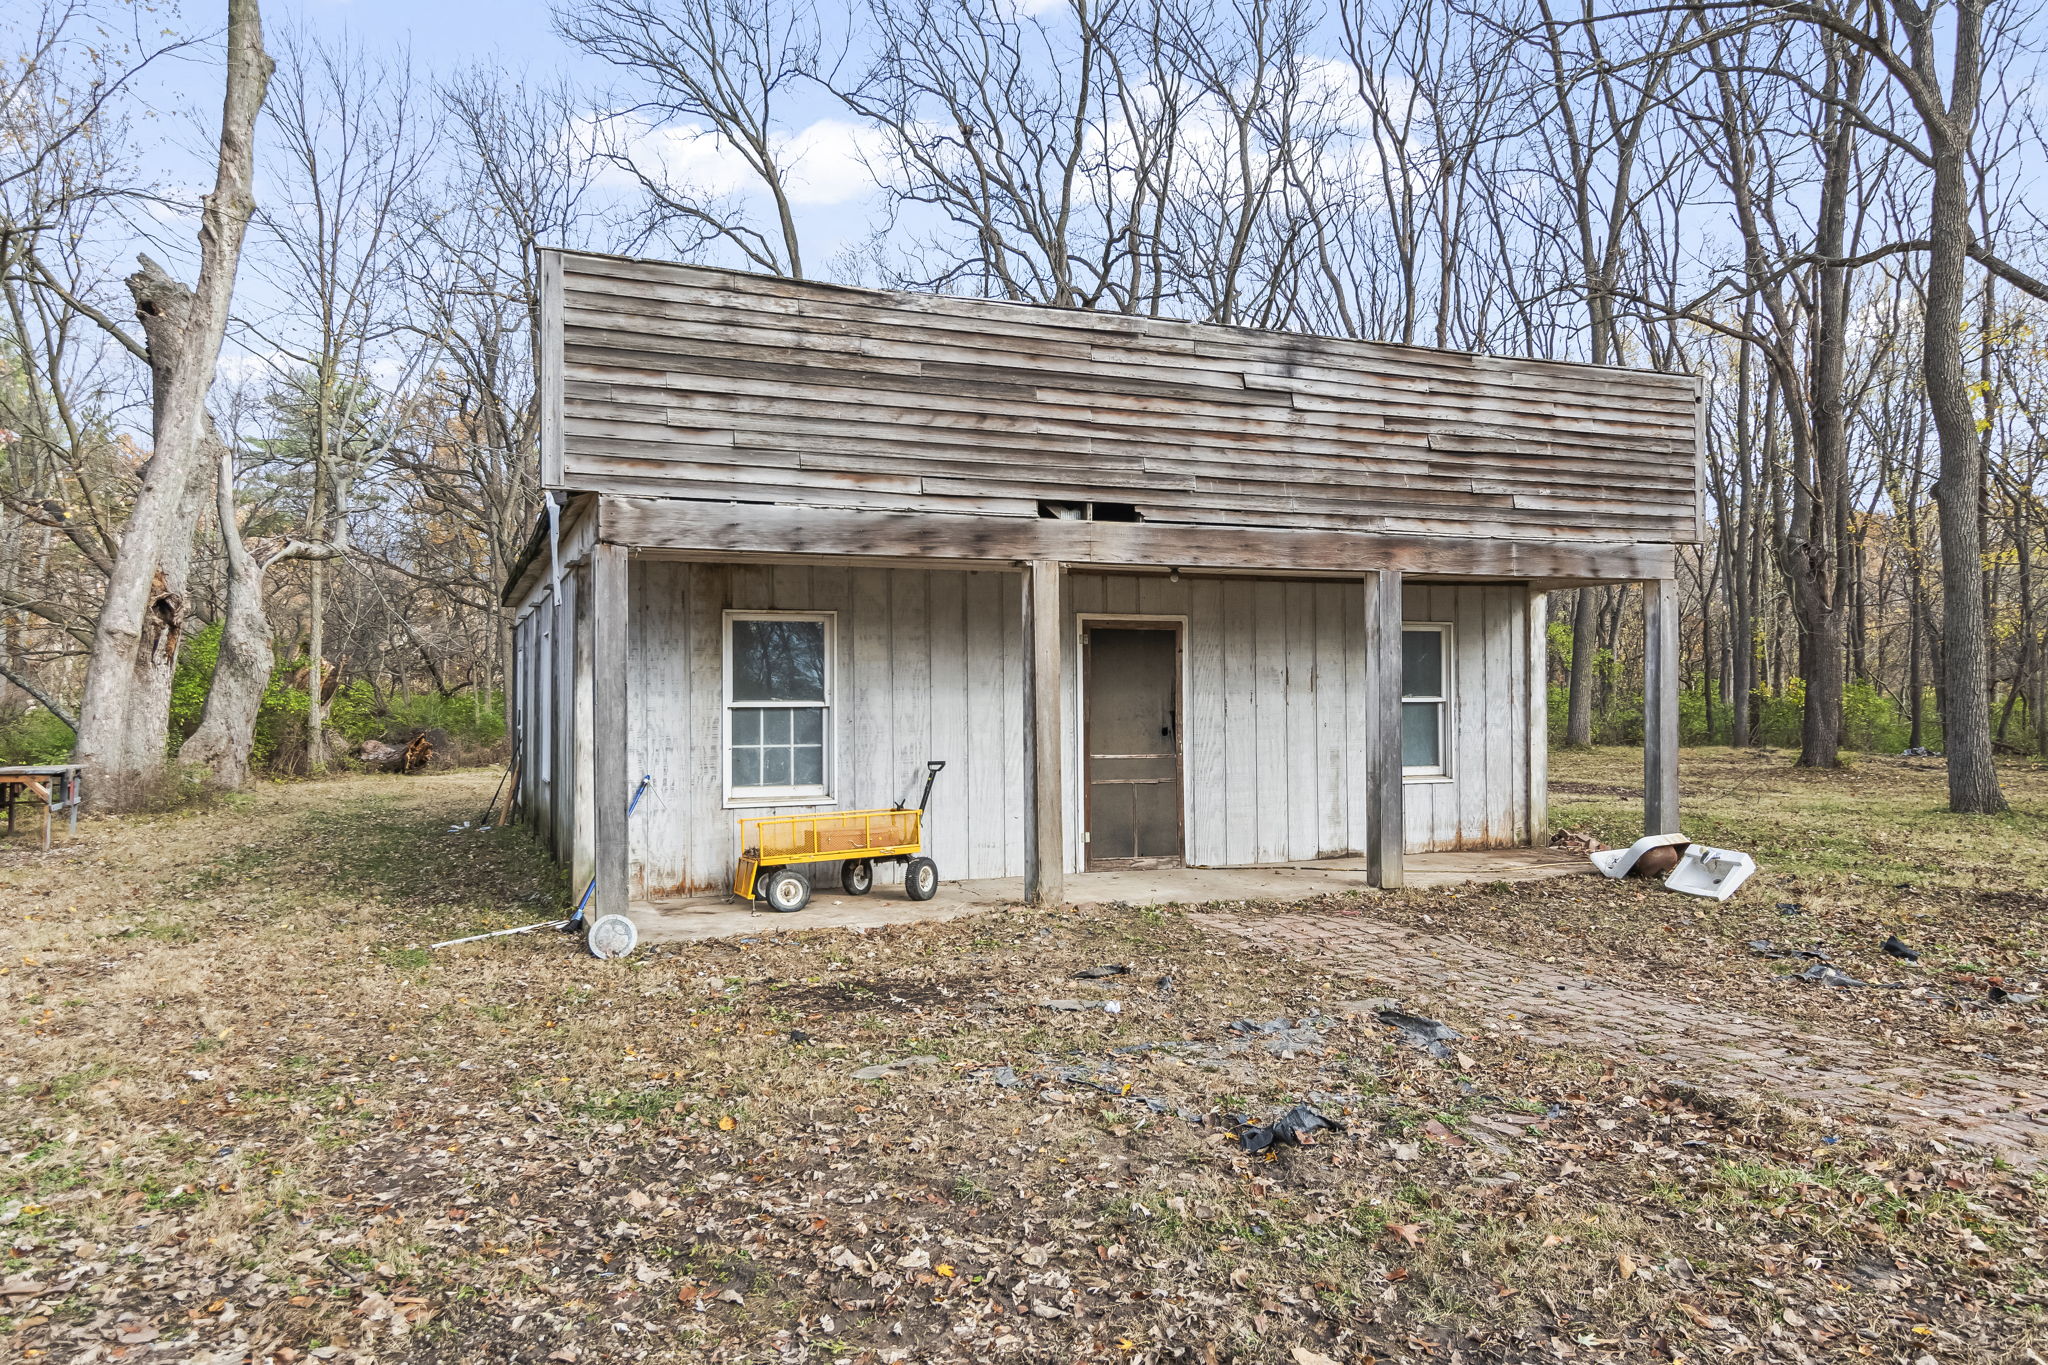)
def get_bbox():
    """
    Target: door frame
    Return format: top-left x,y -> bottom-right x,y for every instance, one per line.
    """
1075,614 -> 1190,871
